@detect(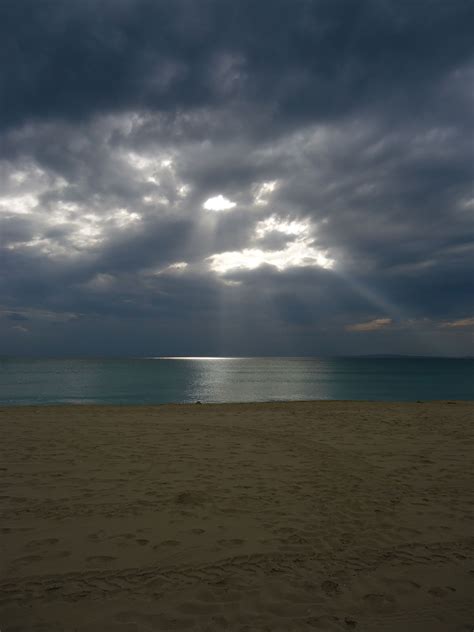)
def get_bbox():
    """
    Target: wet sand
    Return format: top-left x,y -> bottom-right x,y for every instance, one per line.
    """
0,401 -> 473,631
